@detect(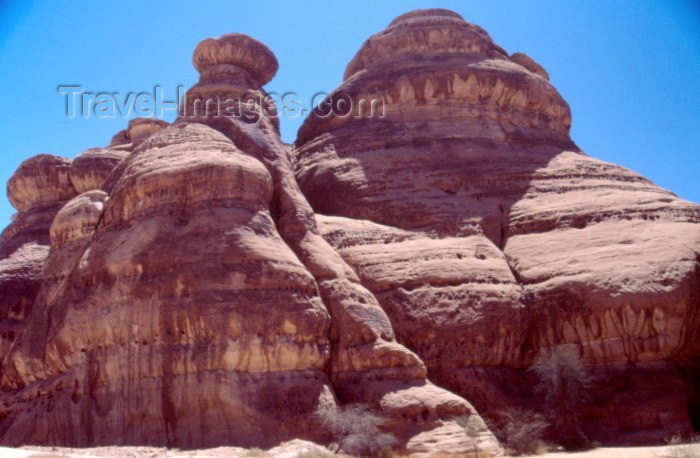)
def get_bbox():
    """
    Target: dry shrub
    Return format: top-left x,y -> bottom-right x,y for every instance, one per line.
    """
316,404 -> 396,456
531,345 -> 592,450
487,408 -> 549,456
667,434 -> 700,458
